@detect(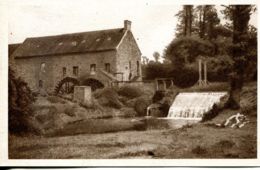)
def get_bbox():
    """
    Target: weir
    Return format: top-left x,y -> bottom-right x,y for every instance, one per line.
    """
167,92 -> 227,120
